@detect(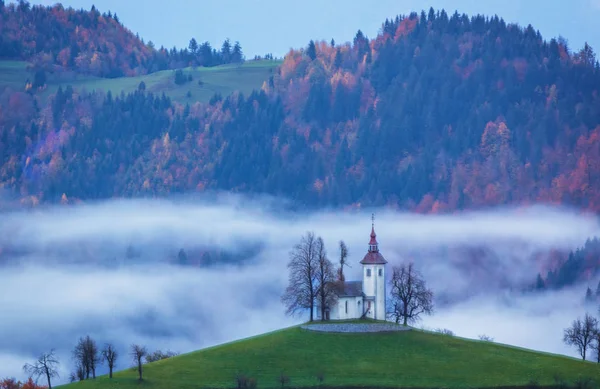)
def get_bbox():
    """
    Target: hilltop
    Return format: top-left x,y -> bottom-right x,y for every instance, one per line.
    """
65,324 -> 600,389
0,1 -> 249,78
0,1 -> 154,77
